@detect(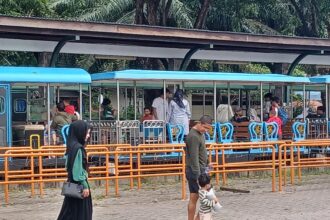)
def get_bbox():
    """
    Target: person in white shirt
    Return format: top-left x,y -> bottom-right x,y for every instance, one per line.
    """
152,88 -> 170,121
216,96 -> 234,123
167,89 -> 191,135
